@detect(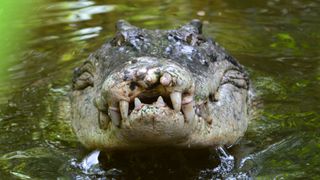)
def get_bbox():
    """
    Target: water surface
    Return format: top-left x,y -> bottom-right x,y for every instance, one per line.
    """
0,0 -> 319,179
